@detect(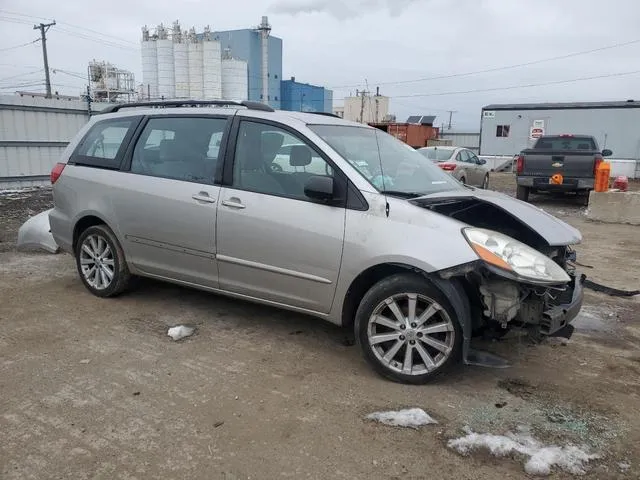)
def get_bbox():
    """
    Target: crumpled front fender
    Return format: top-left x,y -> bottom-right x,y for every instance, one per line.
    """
17,209 -> 60,254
